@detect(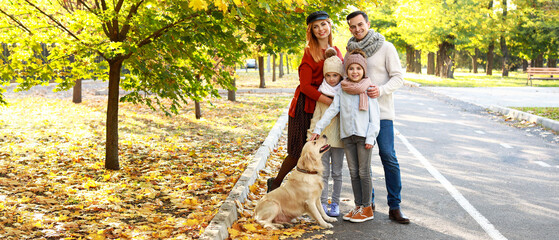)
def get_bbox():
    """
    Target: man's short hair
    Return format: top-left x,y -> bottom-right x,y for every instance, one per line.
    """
346,11 -> 369,23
